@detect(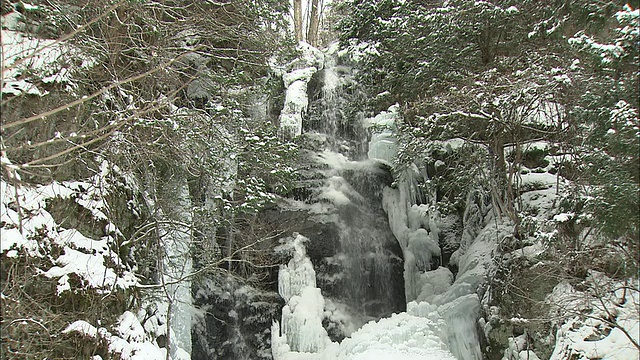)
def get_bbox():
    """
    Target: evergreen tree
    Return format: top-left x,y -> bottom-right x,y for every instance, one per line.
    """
338,0 -> 638,243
